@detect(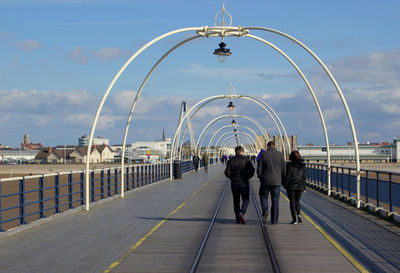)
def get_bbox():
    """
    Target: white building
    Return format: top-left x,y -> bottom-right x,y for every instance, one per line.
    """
79,135 -> 109,147
298,138 -> 400,163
